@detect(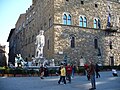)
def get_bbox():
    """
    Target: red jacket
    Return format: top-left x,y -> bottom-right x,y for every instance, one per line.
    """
66,66 -> 72,75
84,64 -> 89,70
